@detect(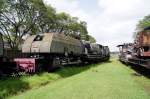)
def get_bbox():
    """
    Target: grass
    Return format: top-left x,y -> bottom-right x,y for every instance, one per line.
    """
0,63 -> 98,99
8,59 -> 150,99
